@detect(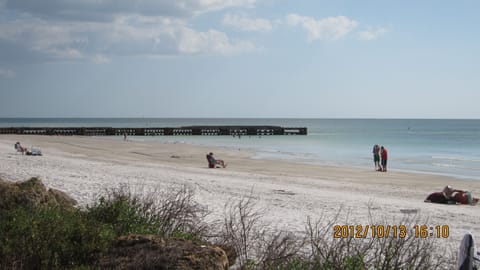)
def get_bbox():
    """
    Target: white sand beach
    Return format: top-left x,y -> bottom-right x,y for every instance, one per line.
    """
1,135 -> 480,249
